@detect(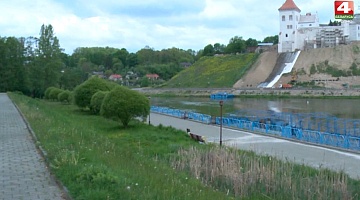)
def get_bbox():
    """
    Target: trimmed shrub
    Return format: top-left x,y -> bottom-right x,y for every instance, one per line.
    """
100,86 -> 150,127
49,88 -> 64,101
90,91 -> 108,114
73,77 -> 117,109
58,90 -> 72,104
44,87 -> 57,100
